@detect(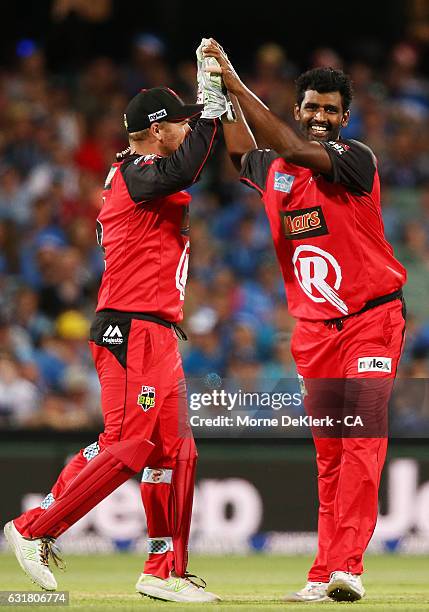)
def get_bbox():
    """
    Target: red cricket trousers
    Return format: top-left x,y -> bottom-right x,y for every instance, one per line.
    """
291,298 -> 406,581
15,313 -> 192,577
